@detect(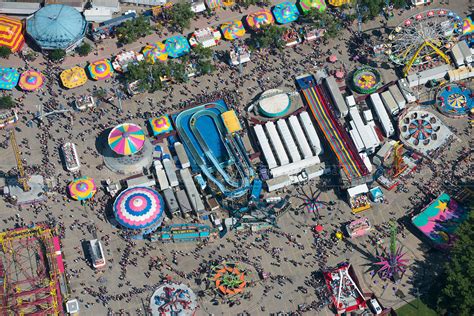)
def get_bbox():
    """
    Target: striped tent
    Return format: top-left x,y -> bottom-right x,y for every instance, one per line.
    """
0,16 -> 25,52
205,0 -> 222,9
